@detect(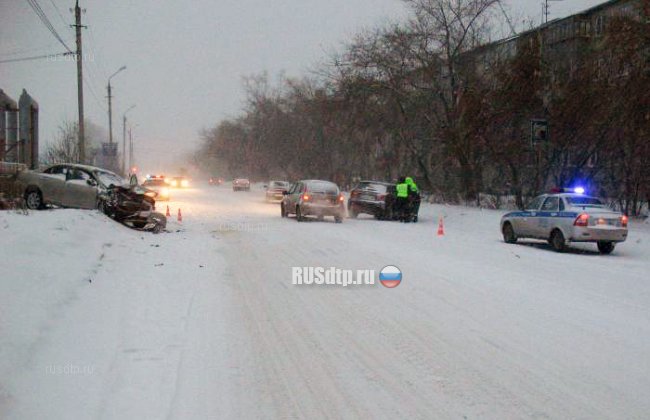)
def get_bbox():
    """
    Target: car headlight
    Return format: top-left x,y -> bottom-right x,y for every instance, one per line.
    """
145,191 -> 157,198
181,179 -> 189,187
161,187 -> 169,196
